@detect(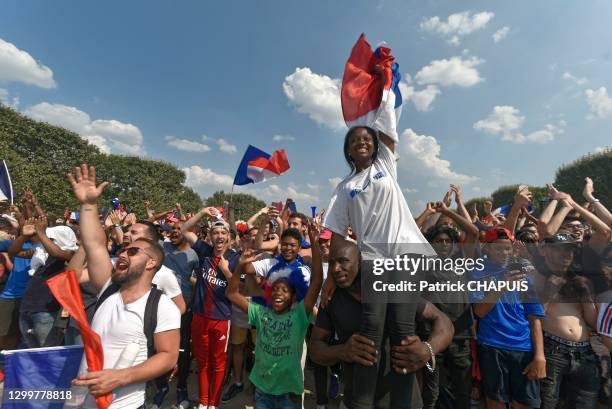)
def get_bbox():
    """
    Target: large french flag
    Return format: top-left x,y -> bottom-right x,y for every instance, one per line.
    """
1,345 -> 84,409
341,34 -> 403,141
233,145 -> 290,186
